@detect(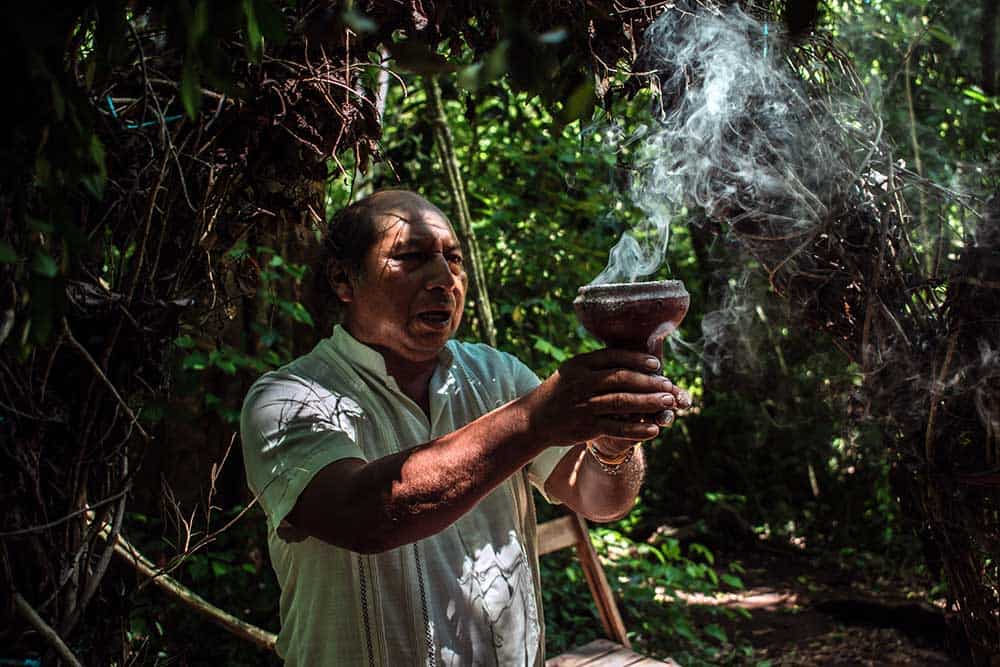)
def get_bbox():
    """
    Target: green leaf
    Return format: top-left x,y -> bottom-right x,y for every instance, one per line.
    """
32,252 -> 59,278
182,351 -> 208,371
704,623 -> 728,644
561,79 -> 595,123
244,0 -> 264,62
963,87 -> 988,103
278,301 -> 315,326
27,217 -> 54,233
181,61 -> 201,120
254,0 -> 288,44
0,242 -> 17,264
674,619 -> 696,642
962,86 -> 999,108
226,240 -> 249,258
538,29 -> 567,45
721,573 -> 744,589
927,25 -> 958,49
533,336 -> 569,362
214,357 -> 238,374
187,0 -> 209,42
689,542 -> 715,565
457,63 -> 484,92
342,8 -> 376,34
175,335 -> 196,349
81,135 -> 107,199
